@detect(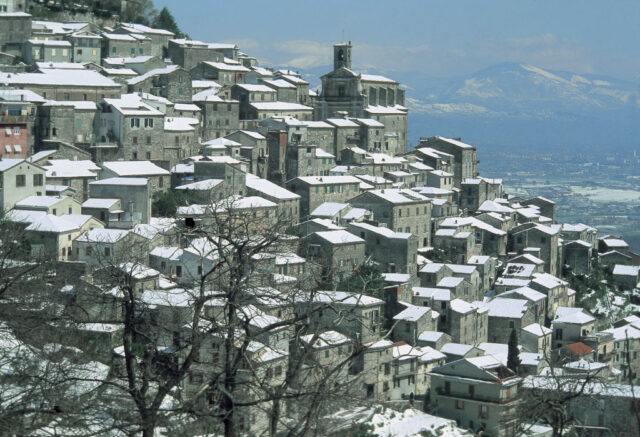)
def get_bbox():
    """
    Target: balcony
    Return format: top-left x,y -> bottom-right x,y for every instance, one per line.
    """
0,115 -> 29,124
435,386 -> 520,405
